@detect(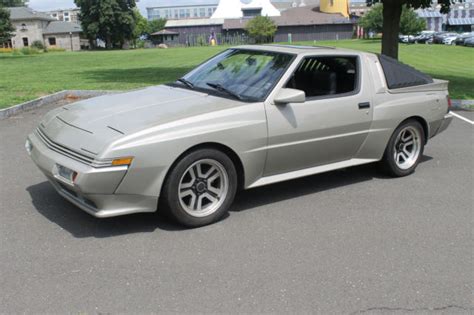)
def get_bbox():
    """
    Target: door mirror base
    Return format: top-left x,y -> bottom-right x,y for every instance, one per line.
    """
274,88 -> 306,105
